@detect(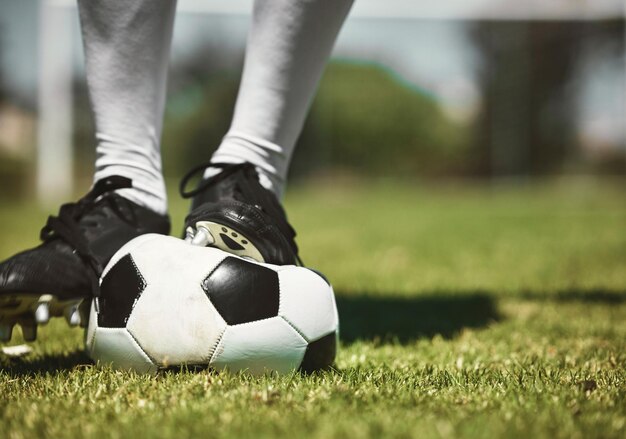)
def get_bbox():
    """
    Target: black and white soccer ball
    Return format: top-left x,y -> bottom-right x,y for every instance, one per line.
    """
85,234 -> 338,374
